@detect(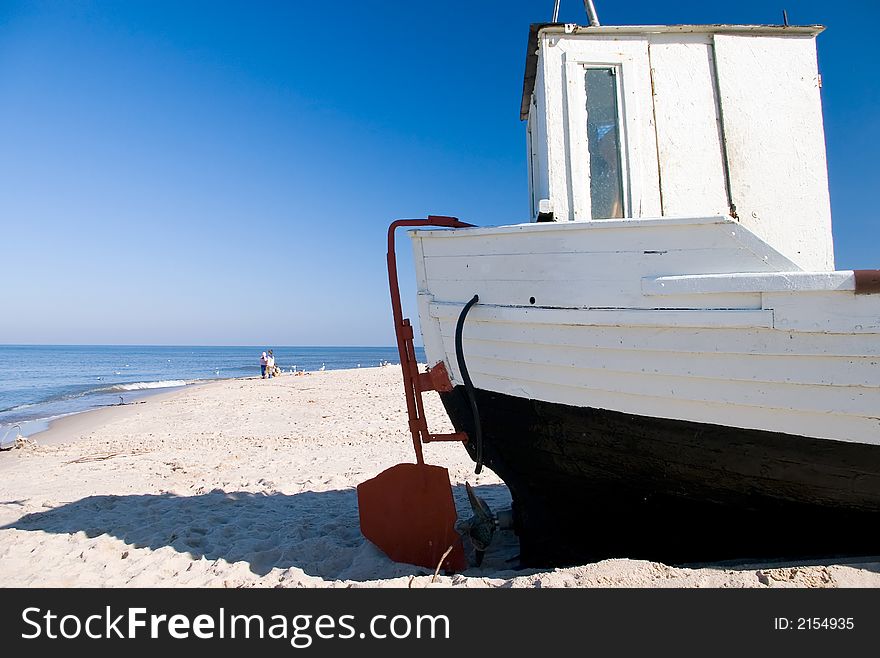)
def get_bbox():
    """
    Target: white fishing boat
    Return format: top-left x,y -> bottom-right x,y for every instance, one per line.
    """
372,5 -> 880,567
